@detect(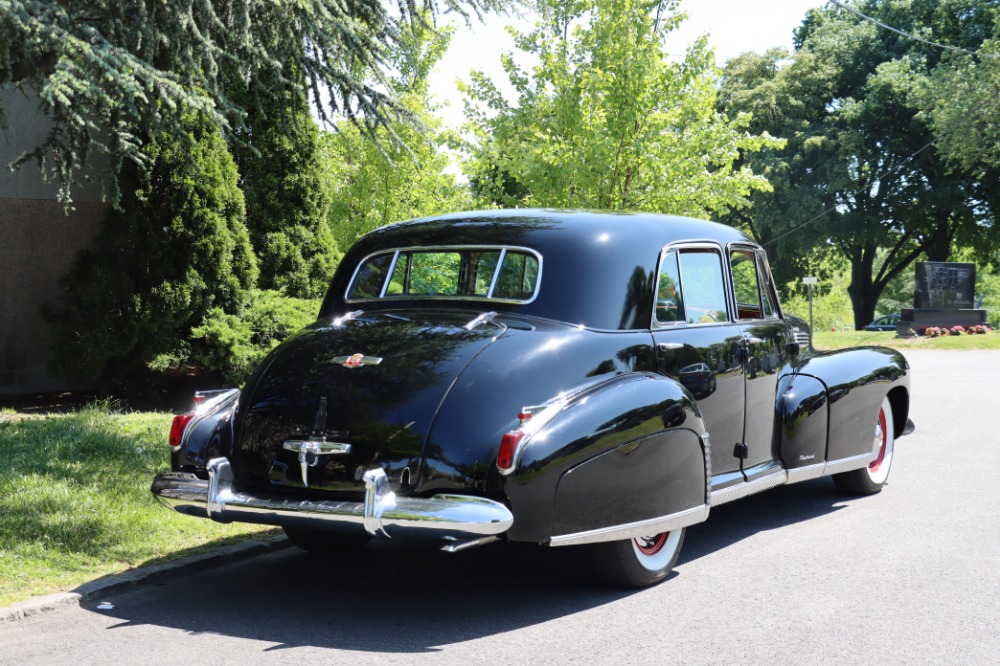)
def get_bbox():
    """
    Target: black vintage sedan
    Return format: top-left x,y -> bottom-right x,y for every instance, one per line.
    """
153,210 -> 912,587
